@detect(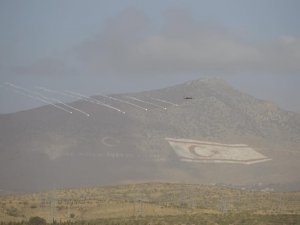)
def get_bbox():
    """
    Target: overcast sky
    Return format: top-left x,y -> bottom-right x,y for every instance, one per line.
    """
0,0 -> 300,113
